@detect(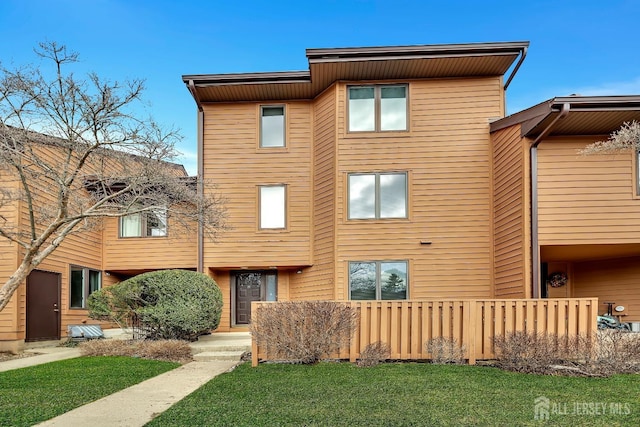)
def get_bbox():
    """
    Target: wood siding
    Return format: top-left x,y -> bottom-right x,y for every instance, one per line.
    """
0,173 -> 20,342
492,124 -> 528,297
334,78 -> 503,299
252,298 -> 599,365
538,136 -> 640,244
572,256 -> 640,321
289,87 -> 337,300
102,217 -> 196,271
201,102 -> 313,268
